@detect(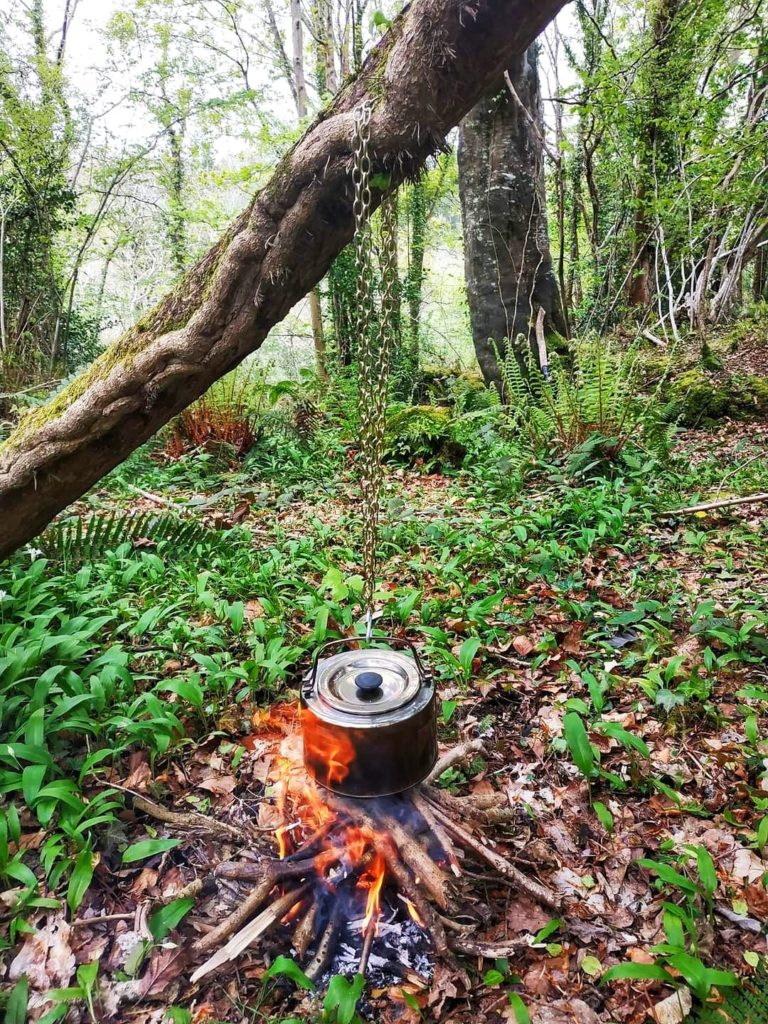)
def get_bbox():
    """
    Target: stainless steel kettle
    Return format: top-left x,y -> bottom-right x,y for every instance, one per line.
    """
301,637 -> 437,798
